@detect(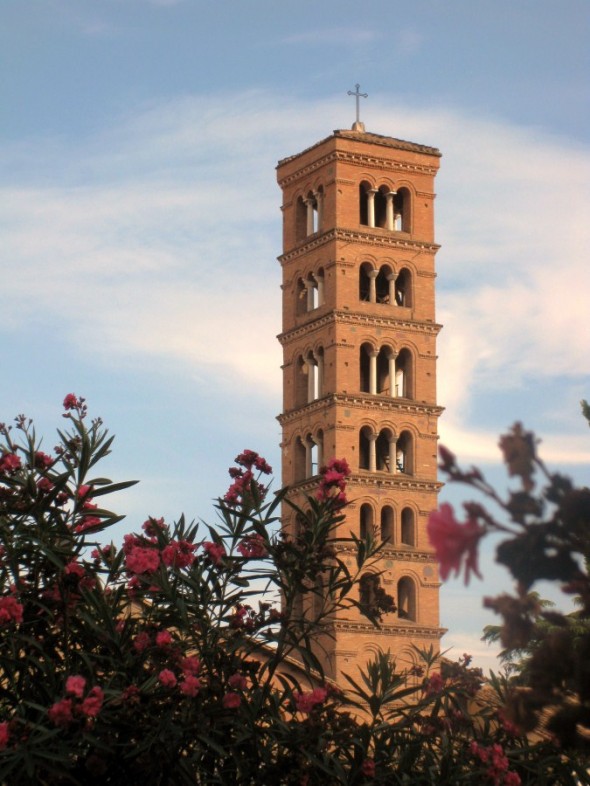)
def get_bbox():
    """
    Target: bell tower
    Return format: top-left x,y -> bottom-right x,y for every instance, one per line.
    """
276,123 -> 444,683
